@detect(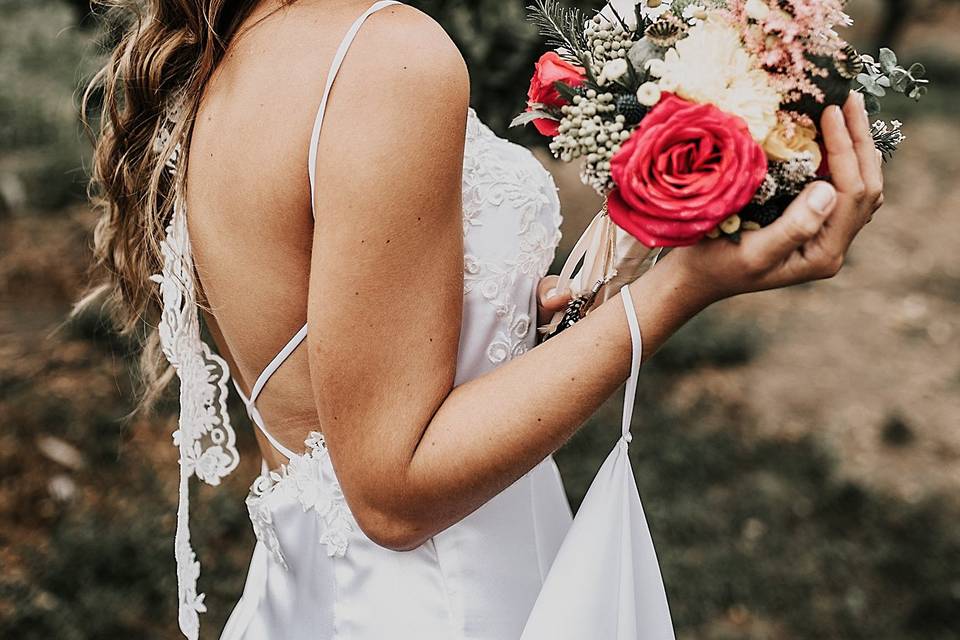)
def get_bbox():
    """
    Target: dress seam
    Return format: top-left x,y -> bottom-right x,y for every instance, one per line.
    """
430,537 -> 464,638
529,470 -> 547,583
